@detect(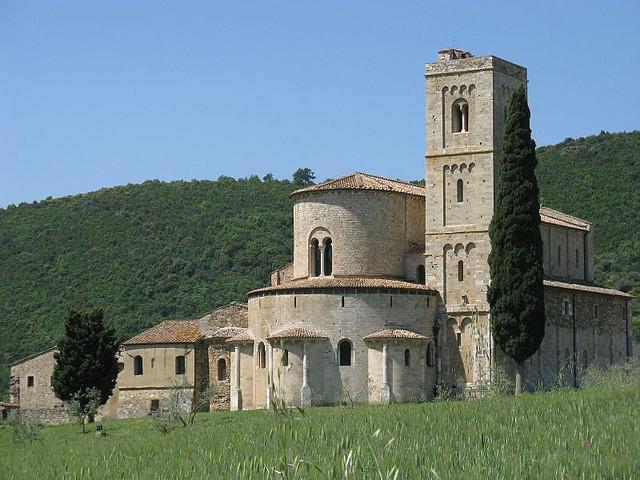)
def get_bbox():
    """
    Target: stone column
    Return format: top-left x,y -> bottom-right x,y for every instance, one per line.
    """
300,341 -> 312,407
319,246 -> 325,276
461,105 -> 468,132
266,343 -> 273,409
230,345 -> 241,411
380,342 -> 391,404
